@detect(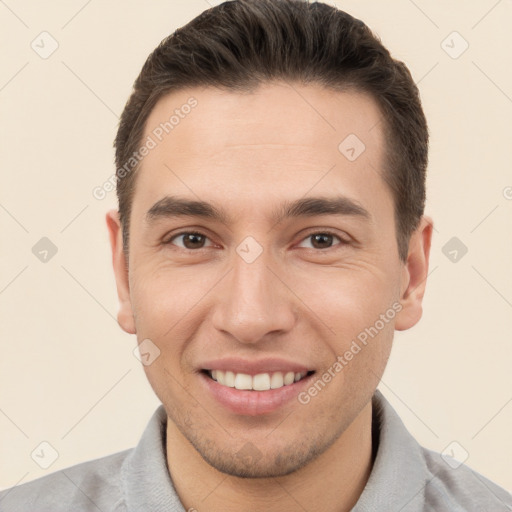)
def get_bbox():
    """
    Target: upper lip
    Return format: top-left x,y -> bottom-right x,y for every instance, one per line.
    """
200,357 -> 313,376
